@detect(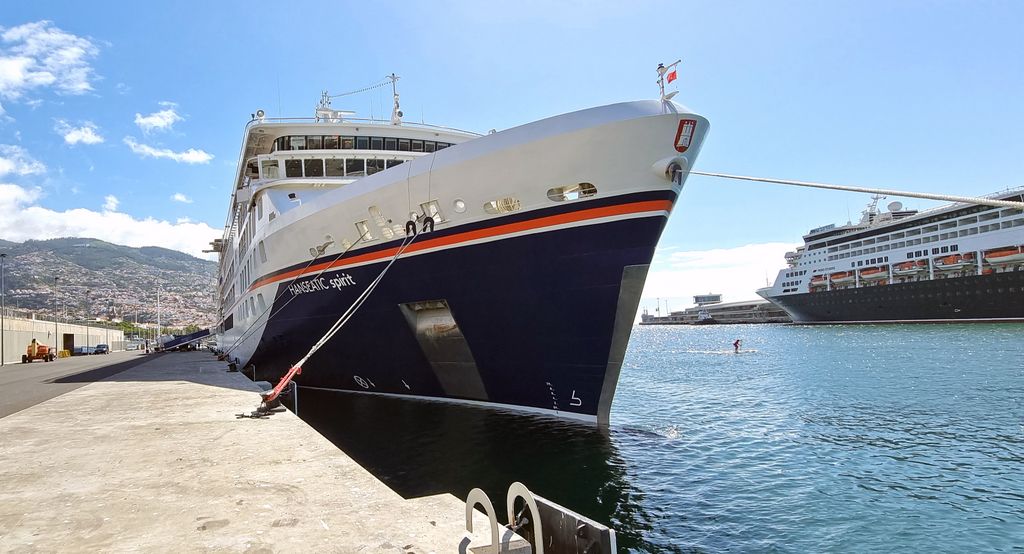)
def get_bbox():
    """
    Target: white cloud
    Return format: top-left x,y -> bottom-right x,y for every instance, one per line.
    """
0,182 -> 219,259
171,192 -> 192,203
54,119 -> 104,145
103,194 -> 118,211
641,242 -> 799,308
134,101 -> 182,133
0,21 -> 100,113
123,136 -> 213,164
0,144 -> 46,177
